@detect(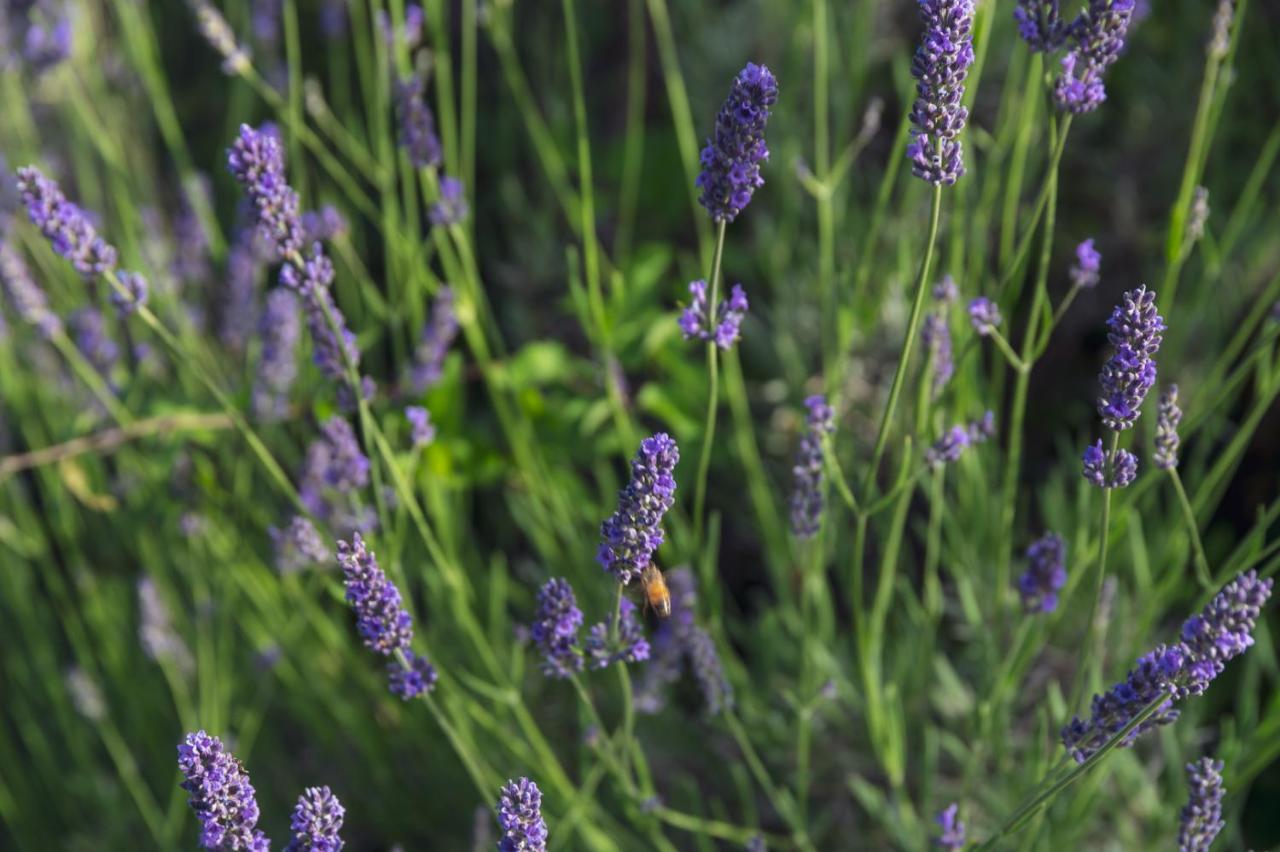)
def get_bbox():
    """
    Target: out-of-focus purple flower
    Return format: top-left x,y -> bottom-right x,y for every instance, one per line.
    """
585,598 -> 650,670
1070,238 -> 1101,289
251,0 -> 281,44
302,205 -> 348,243
285,243 -> 371,410
220,226 -> 265,351
16,166 -> 118,277
110,270 -> 148,316
933,274 -> 959,303
968,296 -> 1001,336
411,287 -> 458,393
1053,0 -> 1136,113
320,0 -> 348,39
789,395 -> 835,539
531,577 -> 584,679
376,4 -> 424,48
922,310 -> 954,398
65,666 -> 106,721
635,569 -> 732,715
189,0 -> 251,74
686,623 -> 732,714
1082,439 -> 1137,488
285,785 -> 344,852
968,410 -> 996,442
1014,0 -> 1067,52
429,177 -> 469,226
271,515 -> 330,573
598,433 -> 679,585
337,533 -> 414,656
228,124 -> 304,259
907,0 -> 976,185
934,803 -> 965,850
138,577 -> 195,675
0,243 -> 61,338
1062,570 -> 1271,762
177,731 -> 270,851
925,425 -> 970,469
395,75 -> 442,169
1178,758 -> 1225,852
1153,384 -> 1182,470
69,308 -> 119,377
679,280 -> 749,350
497,777 -> 547,852
745,836 -> 767,852
405,405 -> 436,448
388,649 -> 437,699
173,193 -> 213,285
1186,187 -> 1209,245
254,288 -> 301,421
1097,285 -> 1164,430
1018,532 -> 1067,613
299,417 -> 374,536
696,62 -> 778,222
